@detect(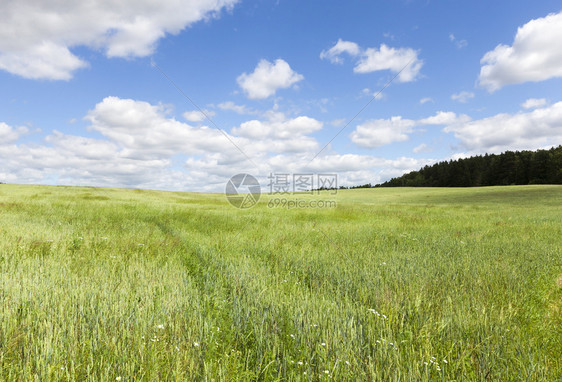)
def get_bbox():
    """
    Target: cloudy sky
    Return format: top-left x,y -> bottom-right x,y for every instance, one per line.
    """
1,0 -> 561,191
